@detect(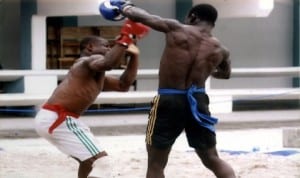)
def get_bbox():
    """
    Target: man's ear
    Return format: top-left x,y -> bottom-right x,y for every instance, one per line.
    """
189,13 -> 197,24
86,43 -> 93,53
